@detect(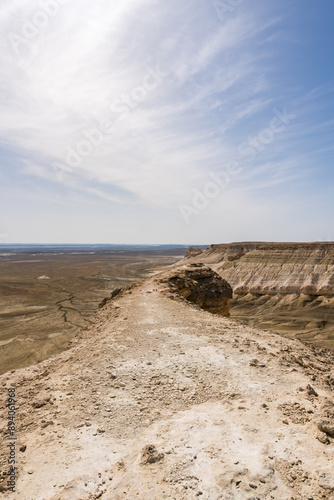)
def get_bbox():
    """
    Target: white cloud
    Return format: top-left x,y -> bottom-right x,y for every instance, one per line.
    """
0,0 -> 284,206
1,0 -> 332,243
